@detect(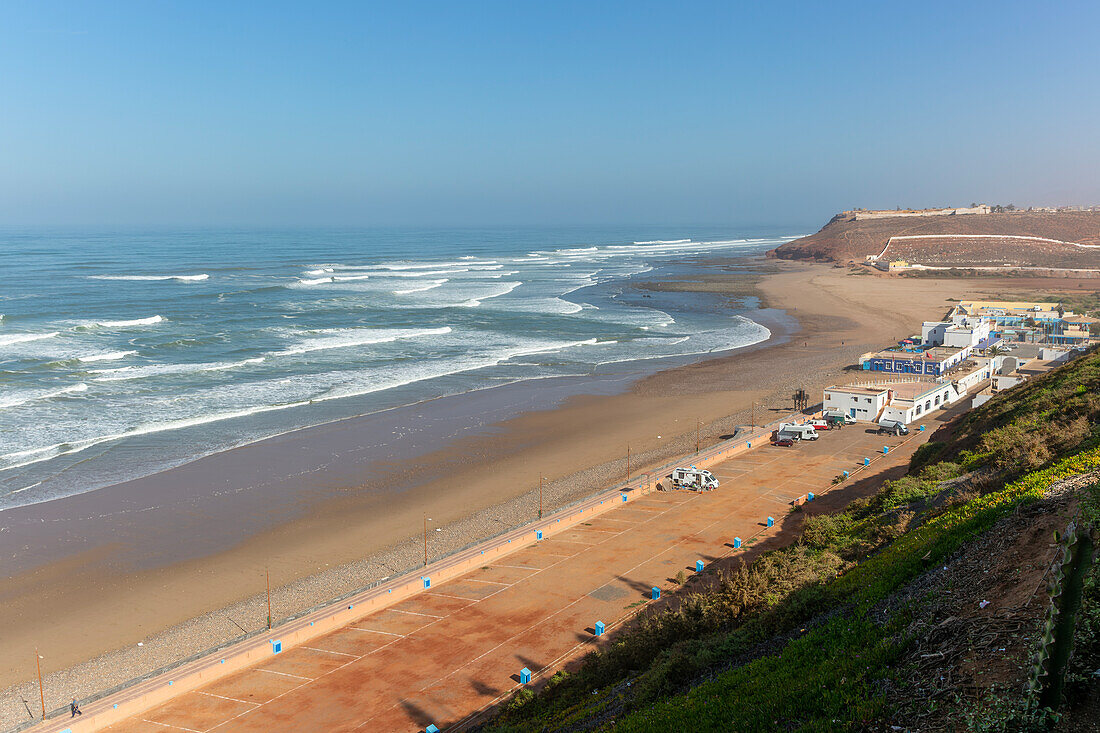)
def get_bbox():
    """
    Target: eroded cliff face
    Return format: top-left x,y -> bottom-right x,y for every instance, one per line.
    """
770,210 -> 1100,264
